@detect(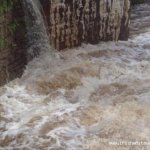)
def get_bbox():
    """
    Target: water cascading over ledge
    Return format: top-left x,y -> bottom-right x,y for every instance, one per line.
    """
40,0 -> 130,50
0,0 -> 51,86
22,0 -> 52,61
